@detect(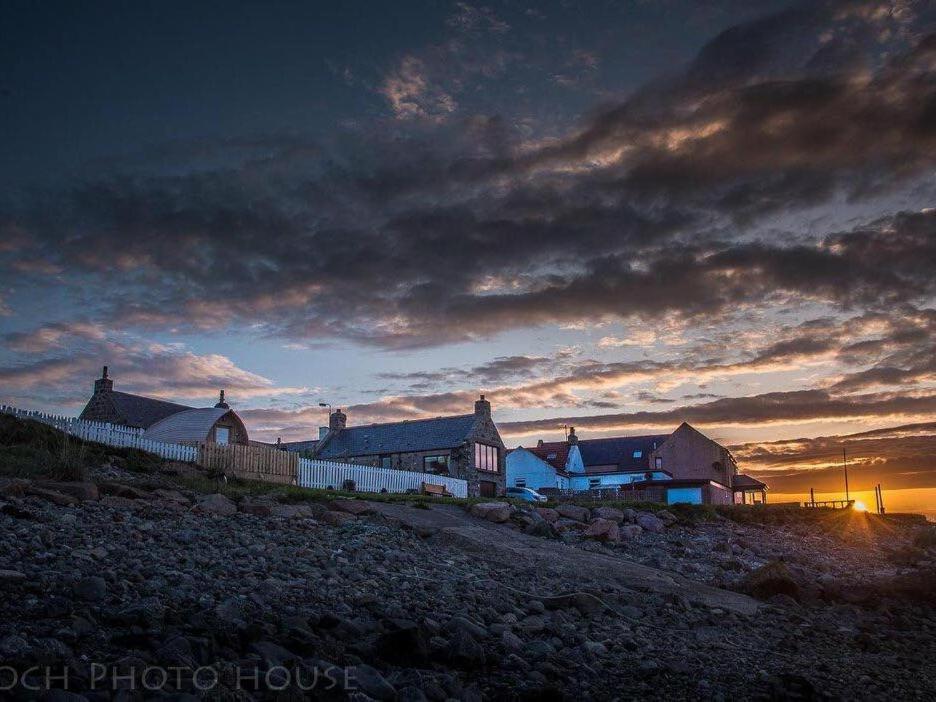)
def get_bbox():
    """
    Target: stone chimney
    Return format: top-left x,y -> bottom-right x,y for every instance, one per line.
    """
568,426 -> 578,445
329,408 -> 347,432
93,366 -> 113,394
214,390 -> 230,409
474,394 -> 491,418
